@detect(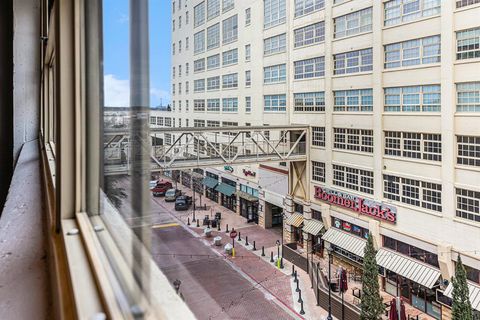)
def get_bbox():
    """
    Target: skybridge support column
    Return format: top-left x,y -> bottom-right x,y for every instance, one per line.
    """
283,195 -> 294,244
